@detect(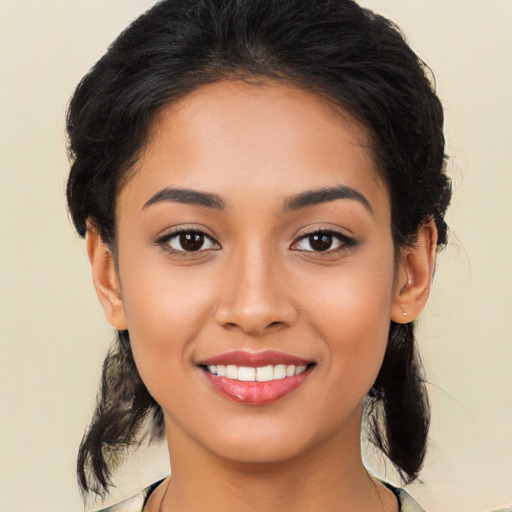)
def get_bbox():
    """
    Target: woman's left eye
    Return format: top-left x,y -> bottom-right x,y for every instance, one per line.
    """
159,230 -> 220,252
293,231 -> 353,253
